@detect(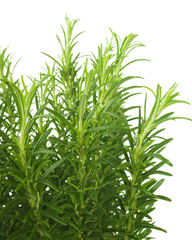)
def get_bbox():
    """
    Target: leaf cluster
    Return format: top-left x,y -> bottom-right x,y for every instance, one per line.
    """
0,16 -> 190,240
